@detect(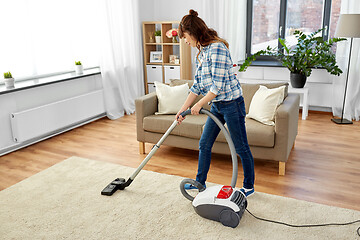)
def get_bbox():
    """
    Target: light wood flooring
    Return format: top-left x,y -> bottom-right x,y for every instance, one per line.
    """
1,112 -> 359,211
